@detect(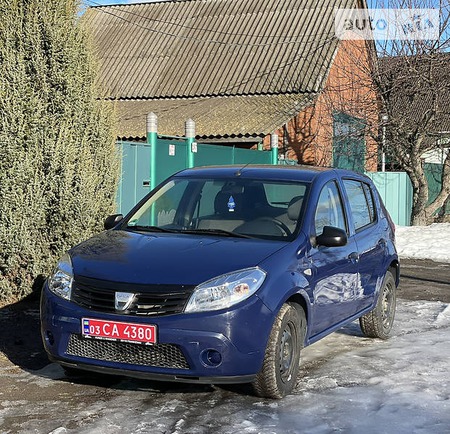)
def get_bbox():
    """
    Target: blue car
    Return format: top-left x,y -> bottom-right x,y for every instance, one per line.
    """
40,165 -> 399,398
